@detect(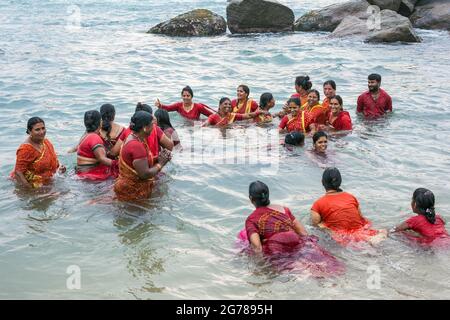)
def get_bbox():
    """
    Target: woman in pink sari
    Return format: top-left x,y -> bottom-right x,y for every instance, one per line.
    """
240,181 -> 345,277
